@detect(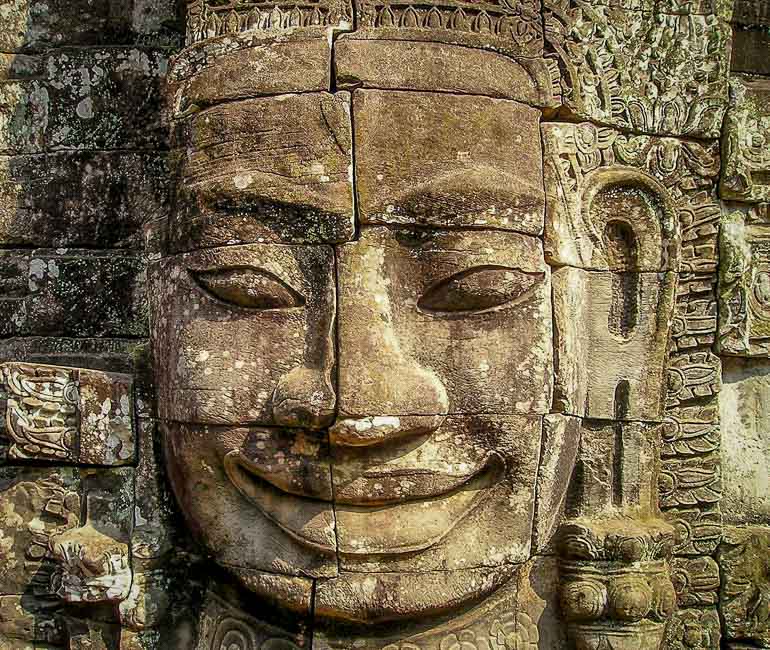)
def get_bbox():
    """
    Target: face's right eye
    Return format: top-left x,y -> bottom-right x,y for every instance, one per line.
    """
191,267 -> 305,310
